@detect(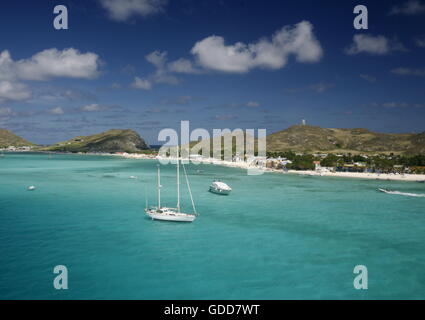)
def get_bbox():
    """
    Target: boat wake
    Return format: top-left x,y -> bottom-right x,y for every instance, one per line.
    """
379,188 -> 425,197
